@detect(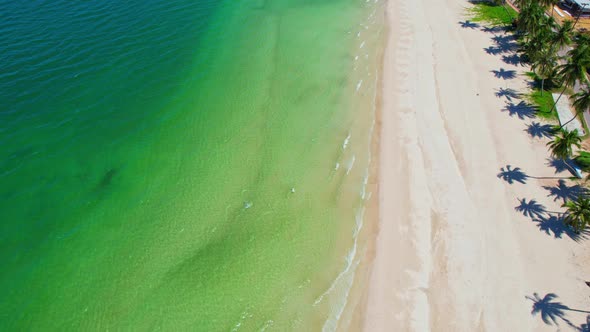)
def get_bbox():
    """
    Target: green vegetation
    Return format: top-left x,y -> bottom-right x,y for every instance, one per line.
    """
529,89 -> 557,120
562,197 -> 590,233
489,0 -> 590,233
548,128 -> 582,160
574,151 -> 590,171
467,2 -> 517,26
